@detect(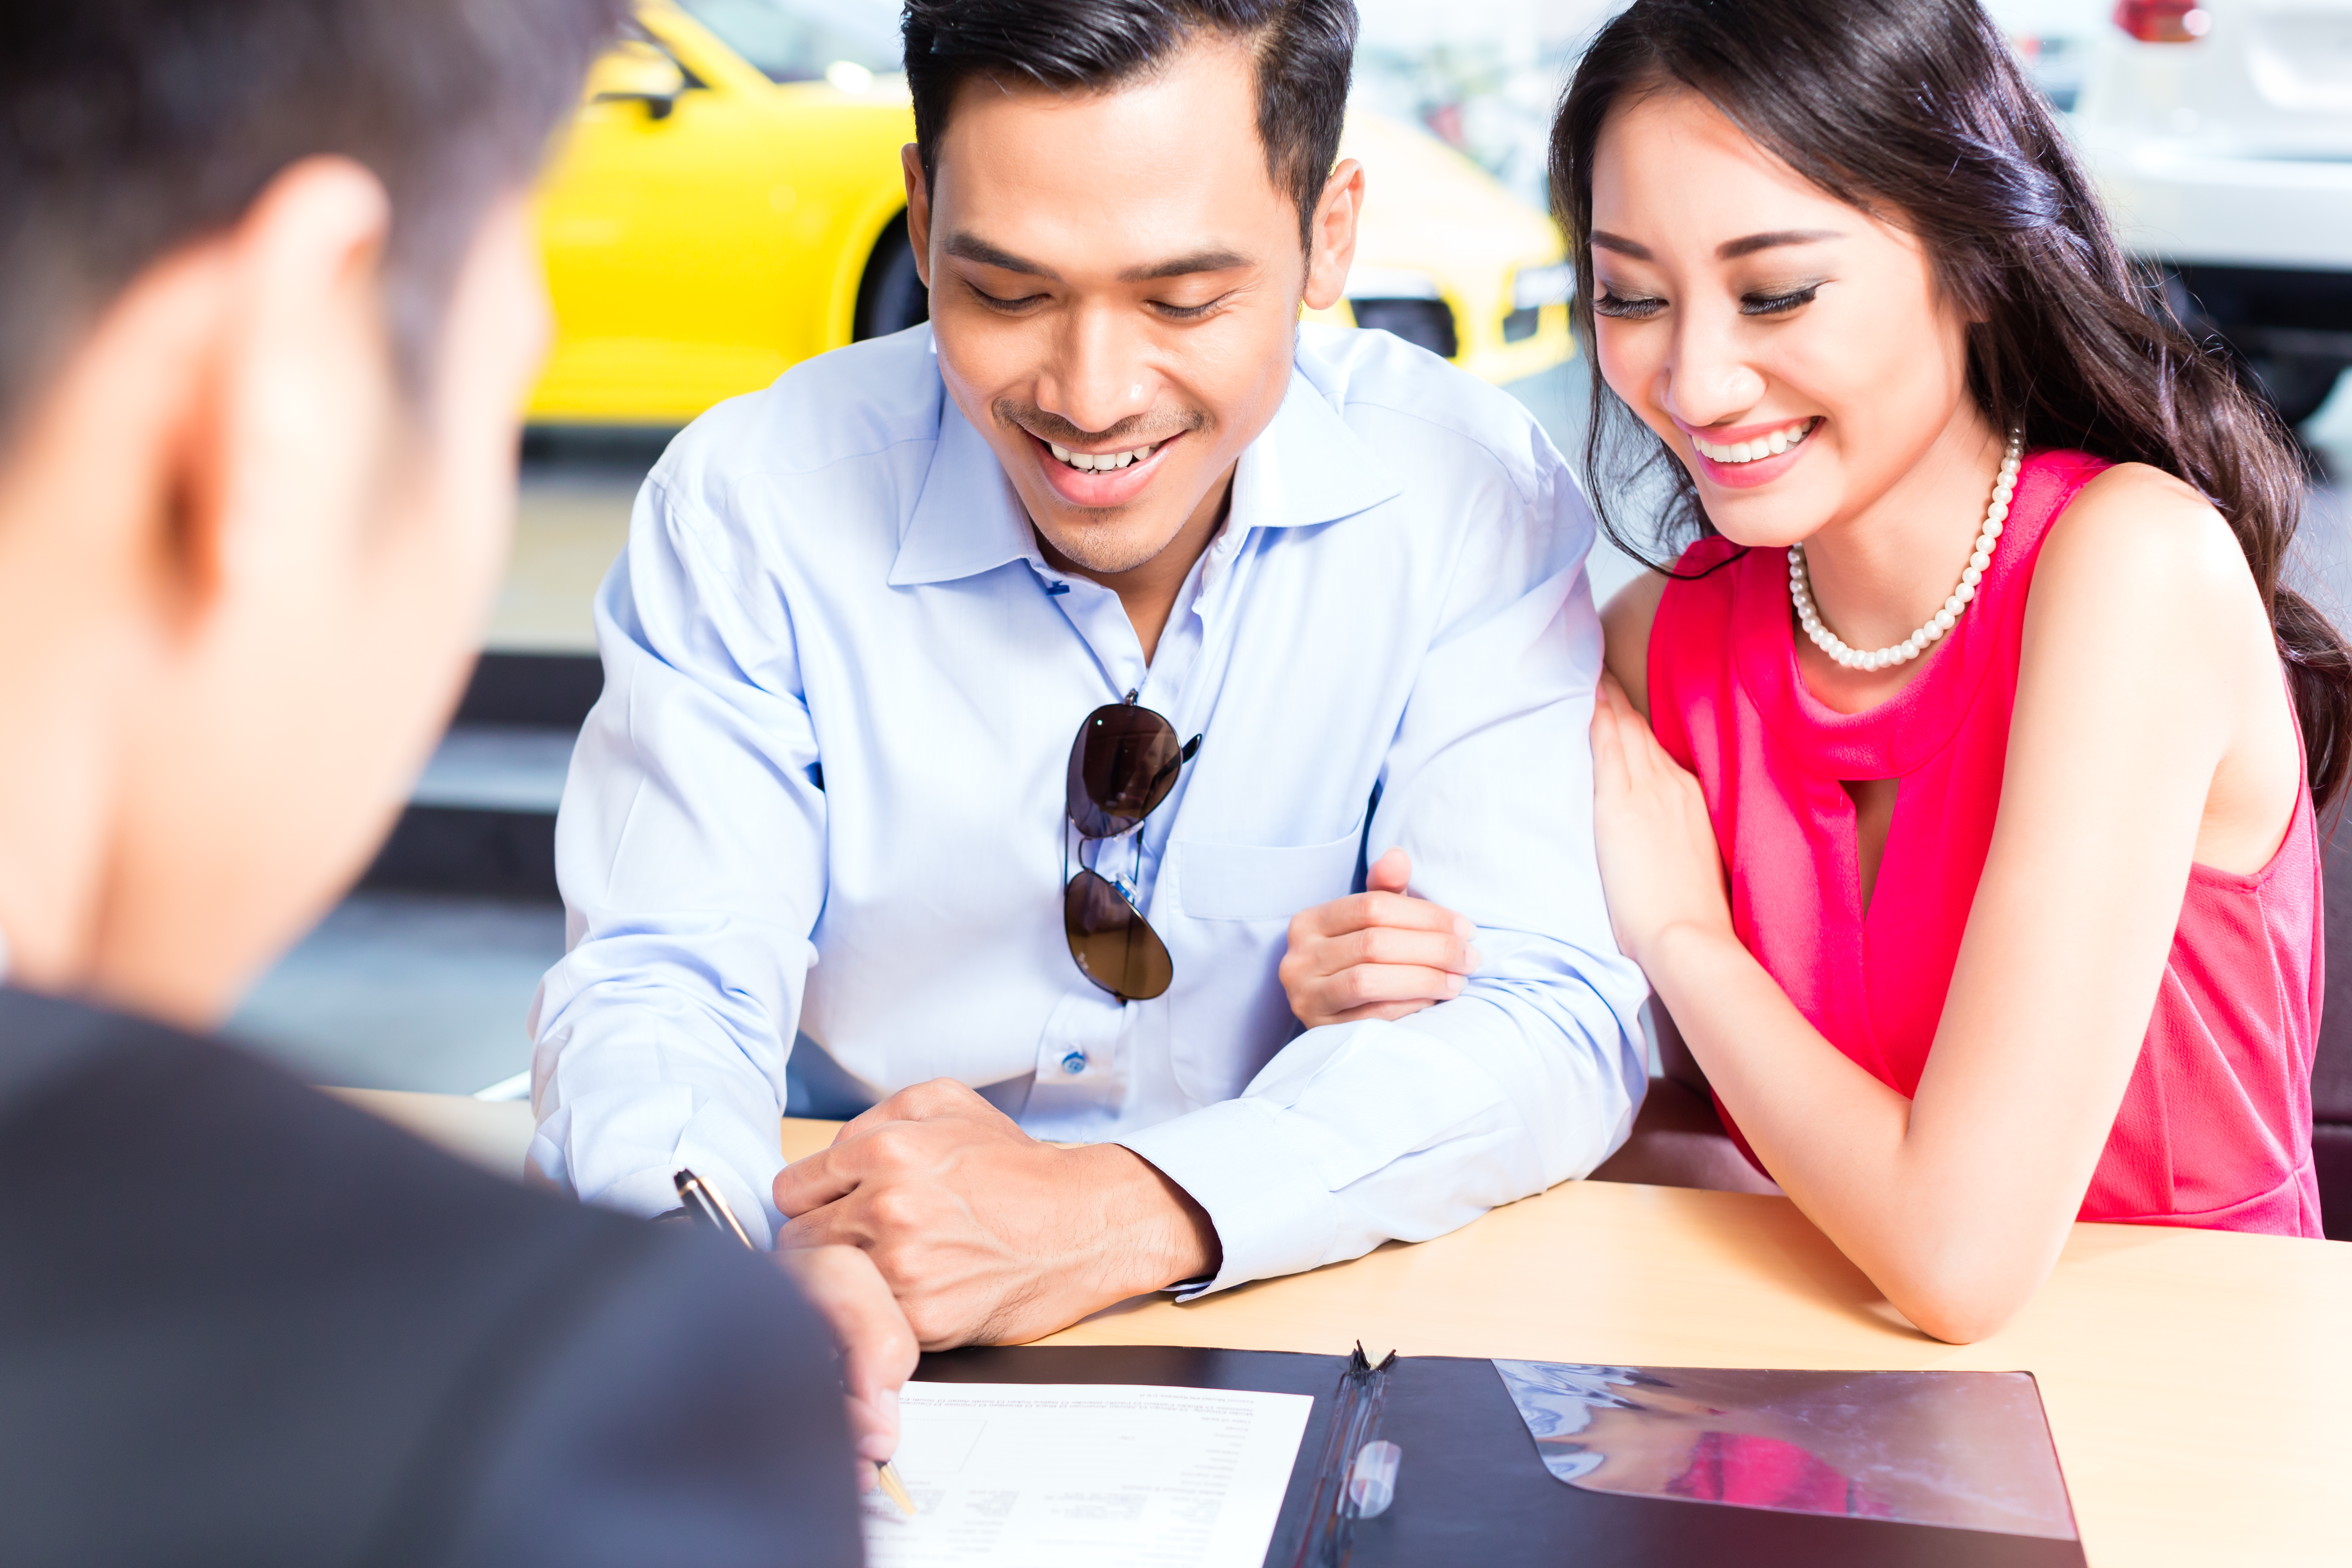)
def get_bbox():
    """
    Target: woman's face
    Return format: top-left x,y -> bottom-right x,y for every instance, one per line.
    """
1586,87 -> 1980,548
